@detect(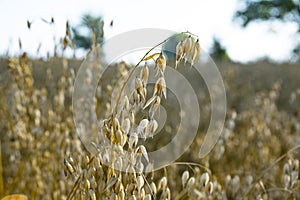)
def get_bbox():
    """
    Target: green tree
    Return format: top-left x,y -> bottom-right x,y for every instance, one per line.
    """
72,14 -> 104,49
234,0 -> 300,57
235,0 -> 299,27
210,37 -> 230,61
